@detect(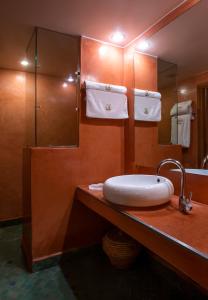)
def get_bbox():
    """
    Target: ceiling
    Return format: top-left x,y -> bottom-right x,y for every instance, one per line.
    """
0,0 -> 184,72
146,0 -> 208,80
